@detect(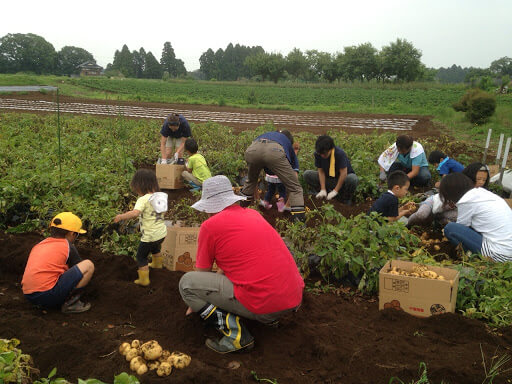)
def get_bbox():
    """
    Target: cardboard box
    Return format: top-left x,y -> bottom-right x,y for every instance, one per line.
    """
161,224 -> 200,272
156,164 -> 185,189
379,260 -> 459,317
505,199 -> 512,209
